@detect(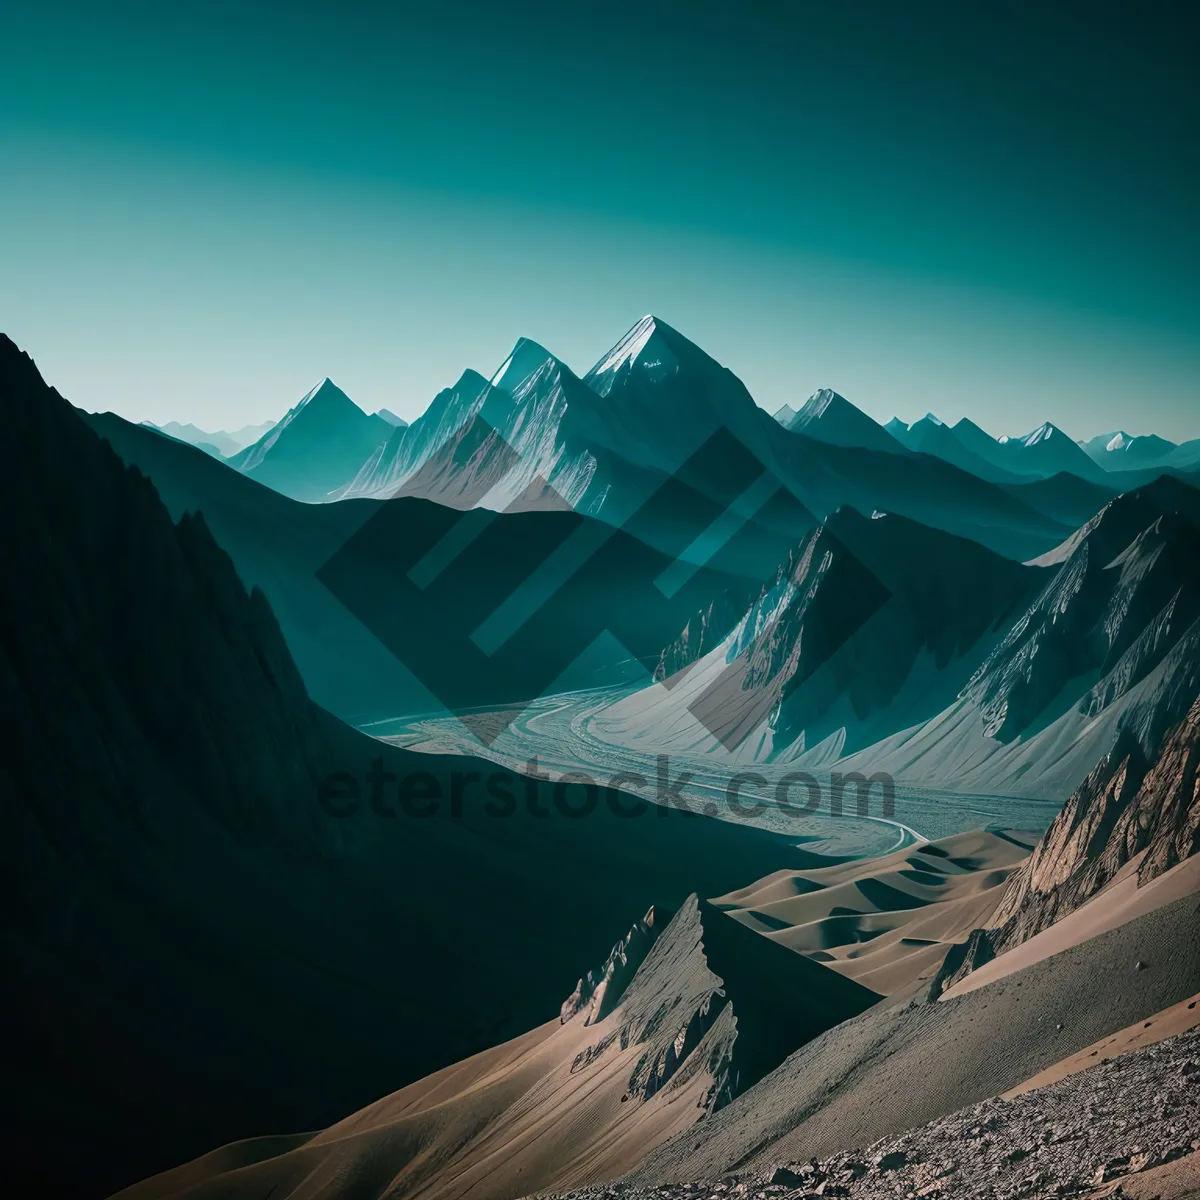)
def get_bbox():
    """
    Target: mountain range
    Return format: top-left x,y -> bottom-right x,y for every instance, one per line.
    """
84,316 -> 1200,793
5,317 -> 1200,1200
0,335 -> 832,1196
